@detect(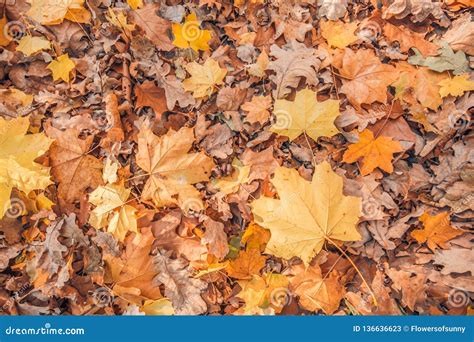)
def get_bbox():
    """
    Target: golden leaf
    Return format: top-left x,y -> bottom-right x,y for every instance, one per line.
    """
251,162 -> 361,265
